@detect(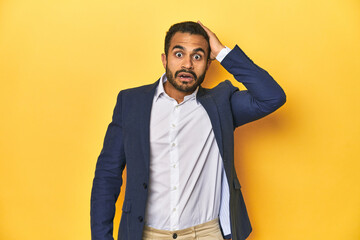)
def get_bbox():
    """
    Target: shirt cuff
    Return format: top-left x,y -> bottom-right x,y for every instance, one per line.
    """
215,46 -> 231,63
